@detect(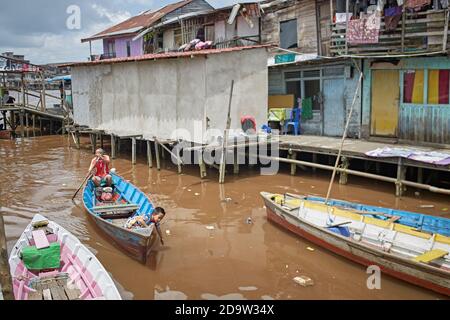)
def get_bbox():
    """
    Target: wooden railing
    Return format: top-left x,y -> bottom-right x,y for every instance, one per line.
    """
330,9 -> 450,56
